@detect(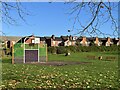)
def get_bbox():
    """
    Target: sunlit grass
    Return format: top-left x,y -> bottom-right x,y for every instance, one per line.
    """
1,51 -> 119,89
